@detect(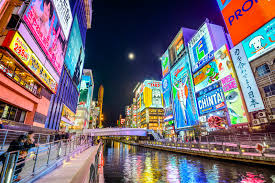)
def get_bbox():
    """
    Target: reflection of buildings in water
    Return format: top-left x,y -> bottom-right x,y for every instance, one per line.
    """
178,158 -> 201,182
136,157 -> 143,181
166,155 -> 180,183
151,152 -> 162,180
142,153 -> 154,183
123,152 -> 131,181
